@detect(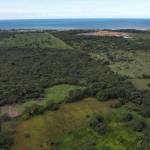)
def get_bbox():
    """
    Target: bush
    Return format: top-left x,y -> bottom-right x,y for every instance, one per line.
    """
0,132 -> 13,150
140,106 -> 150,118
143,74 -> 150,79
45,100 -> 59,111
132,119 -> 145,132
93,113 -> 104,122
119,113 -> 133,122
118,98 -> 128,105
95,123 -> 107,134
109,101 -> 122,108
21,114 -> 30,120
88,113 -> 106,134
0,114 -> 11,122
24,132 -> 30,138
88,117 -> 100,128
